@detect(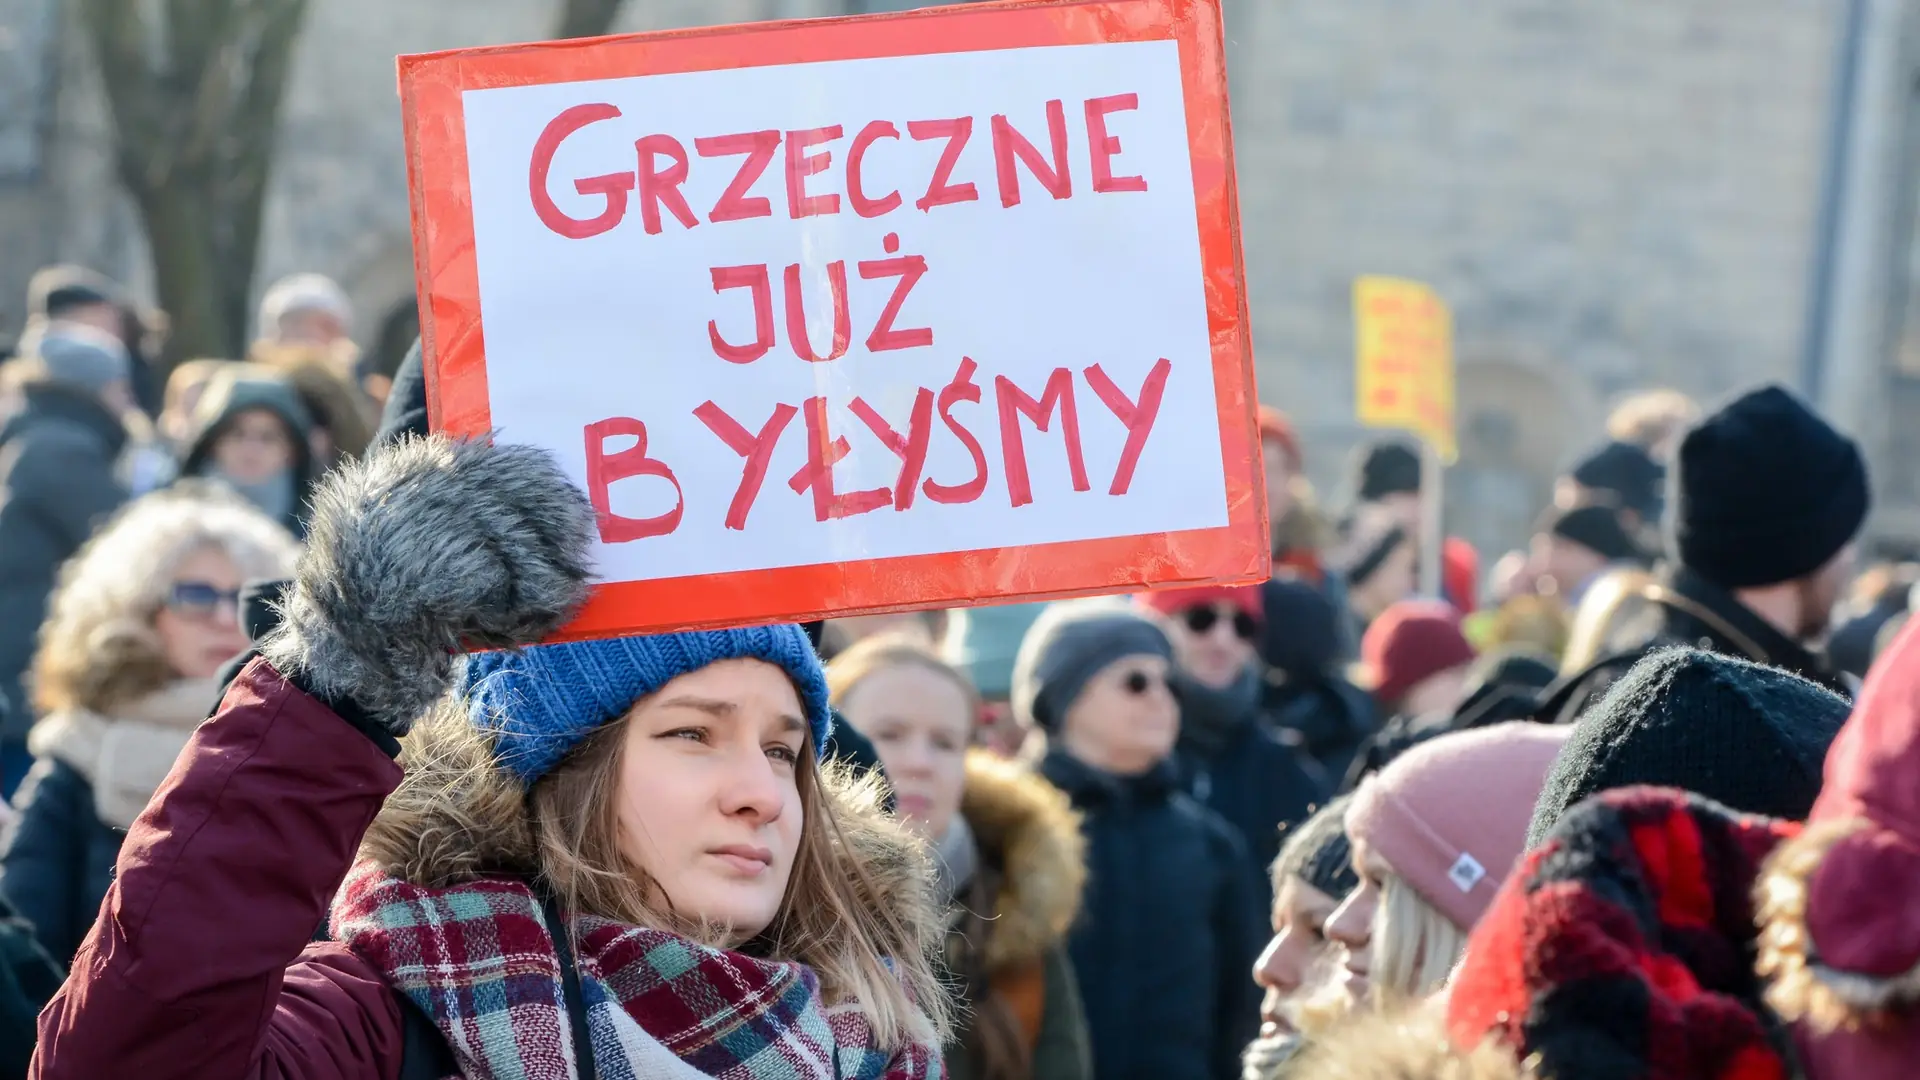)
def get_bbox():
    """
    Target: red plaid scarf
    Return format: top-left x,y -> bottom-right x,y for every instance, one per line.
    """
332,861 -> 941,1080
1447,786 -> 1801,1080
